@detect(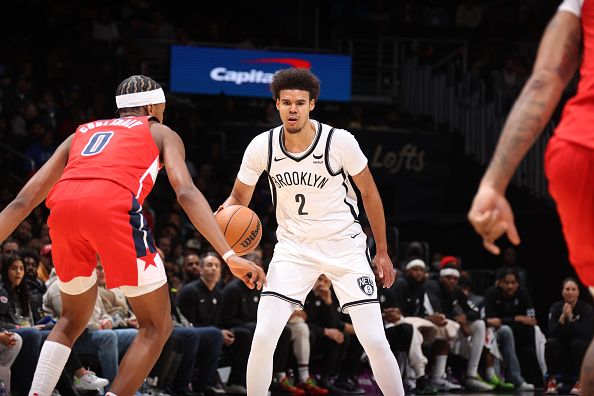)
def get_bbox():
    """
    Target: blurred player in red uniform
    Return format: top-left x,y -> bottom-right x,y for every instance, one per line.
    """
0,75 -> 265,396
468,1 -> 594,393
